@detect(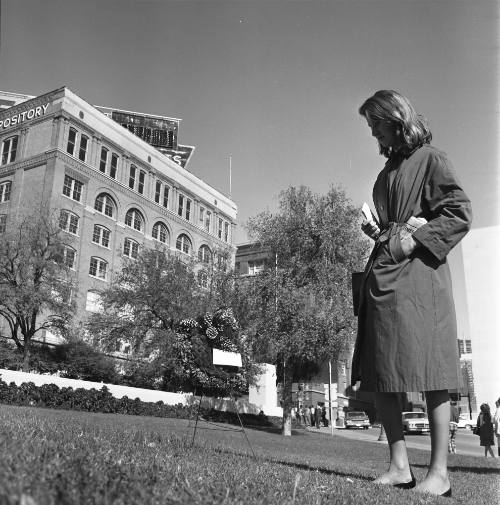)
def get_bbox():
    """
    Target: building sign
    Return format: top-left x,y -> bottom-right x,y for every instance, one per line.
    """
158,144 -> 194,169
0,103 -> 49,129
111,110 -> 179,149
